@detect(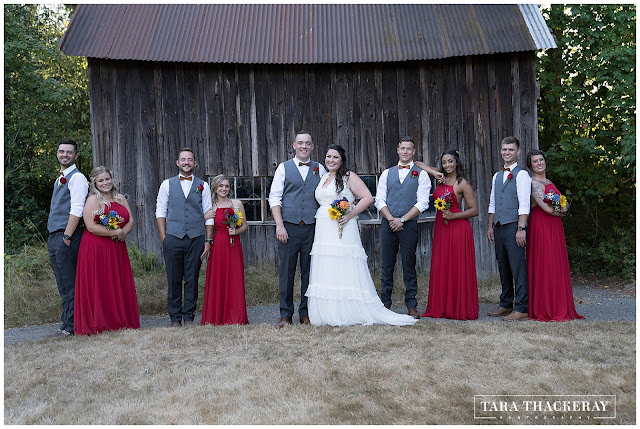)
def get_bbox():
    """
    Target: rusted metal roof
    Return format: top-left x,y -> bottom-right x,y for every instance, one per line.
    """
59,4 -> 556,64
